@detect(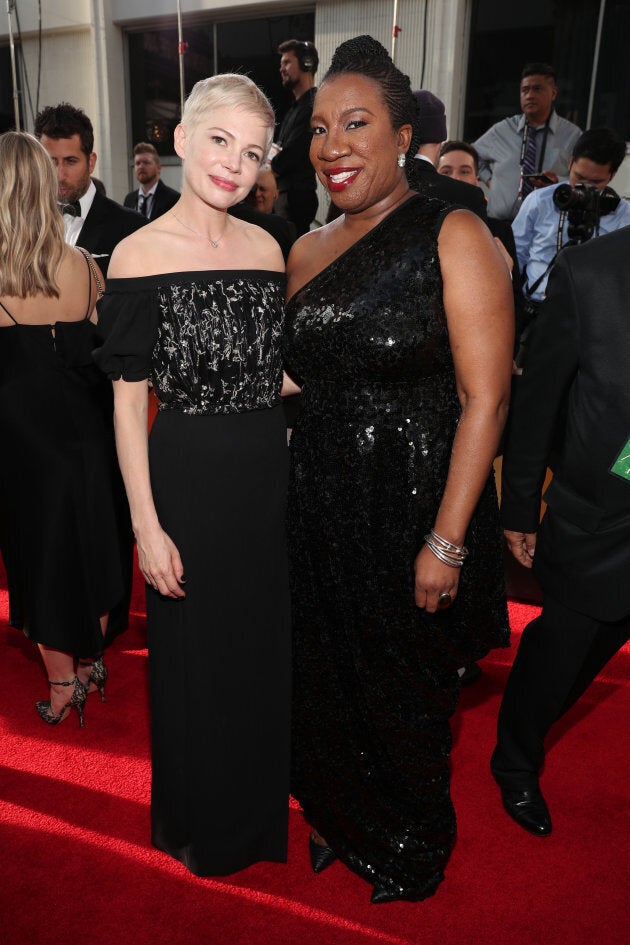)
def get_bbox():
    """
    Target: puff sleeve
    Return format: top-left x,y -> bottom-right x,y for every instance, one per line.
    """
93,283 -> 158,381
